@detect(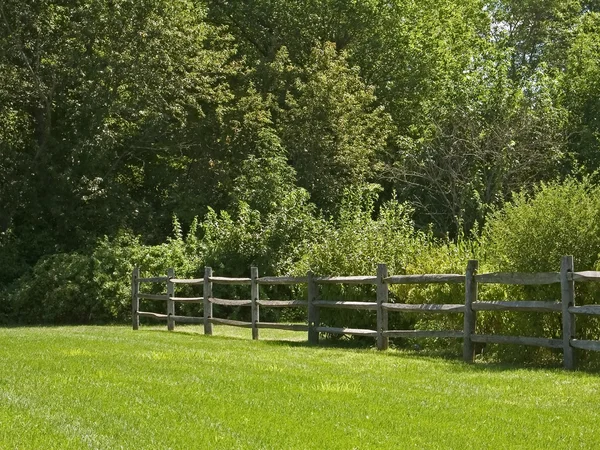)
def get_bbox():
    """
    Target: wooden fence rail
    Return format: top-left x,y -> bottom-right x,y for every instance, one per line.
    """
132,255 -> 600,370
